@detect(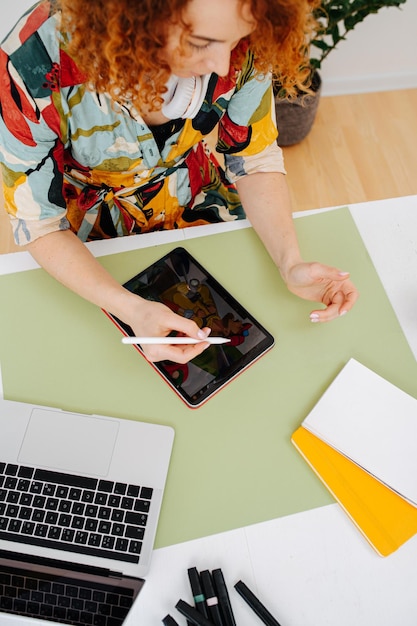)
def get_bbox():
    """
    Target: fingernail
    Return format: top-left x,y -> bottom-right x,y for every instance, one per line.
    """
197,329 -> 210,339
338,271 -> 349,276
340,310 -> 348,317
310,313 -> 320,323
